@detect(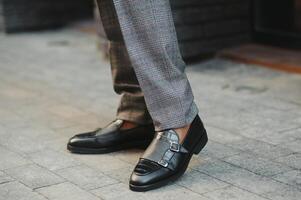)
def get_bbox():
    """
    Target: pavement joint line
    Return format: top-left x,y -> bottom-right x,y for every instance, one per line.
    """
193,159 -> 287,195
278,126 -> 301,133
32,181 -> 68,191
